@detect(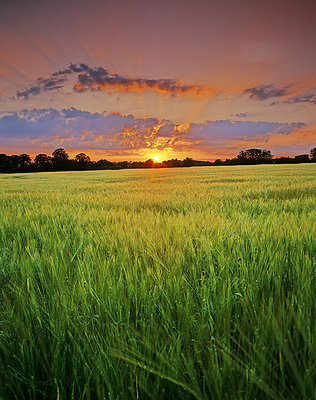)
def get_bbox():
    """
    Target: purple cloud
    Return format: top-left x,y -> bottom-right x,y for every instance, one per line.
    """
244,84 -> 289,101
15,63 -> 214,100
232,113 -> 248,118
16,86 -> 41,99
285,94 -> 316,105
73,66 -> 209,95
0,108 -> 305,155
